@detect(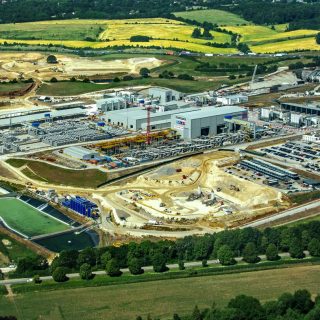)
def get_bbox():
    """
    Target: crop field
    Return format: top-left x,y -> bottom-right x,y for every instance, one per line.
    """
0,198 -> 69,237
98,18 -> 231,44
0,264 -> 319,319
0,22 -> 103,41
0,15 -> 318,54
252,37 -> 320,53
174,9 -> 250,26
